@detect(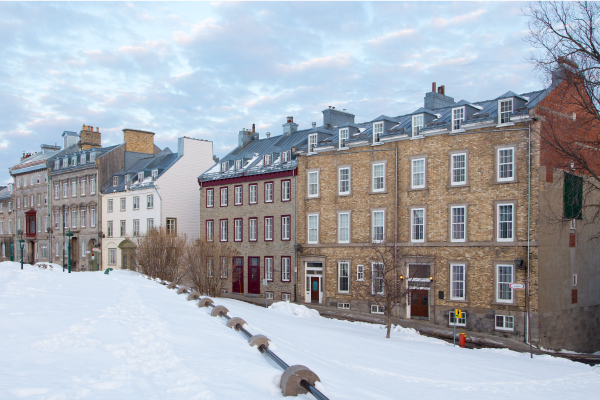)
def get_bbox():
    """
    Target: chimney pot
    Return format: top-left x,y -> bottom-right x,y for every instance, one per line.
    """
312,122 -> 316,128
290,116 -> 293,123
252,123 -> 255,133
266,132 -> 271,138
96,127 -> 99,132
329,106 -> 331,109
332,107 -> 335,110
441,85 -> 445,95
